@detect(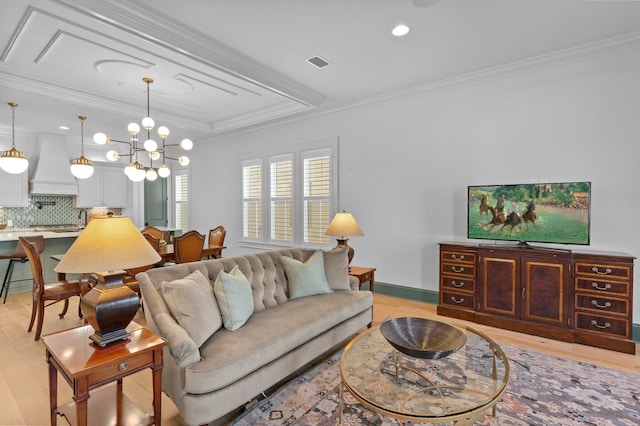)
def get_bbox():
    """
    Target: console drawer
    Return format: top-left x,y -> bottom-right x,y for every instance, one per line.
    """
575,295 -> 629,316
440,291 -> 474,309
574,262 -> 631,280
574,312 -> 630,338
441,262 -> 476,277
441,276 -> 475,292
575,277 -> 629,296
441,250 -> 476,264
